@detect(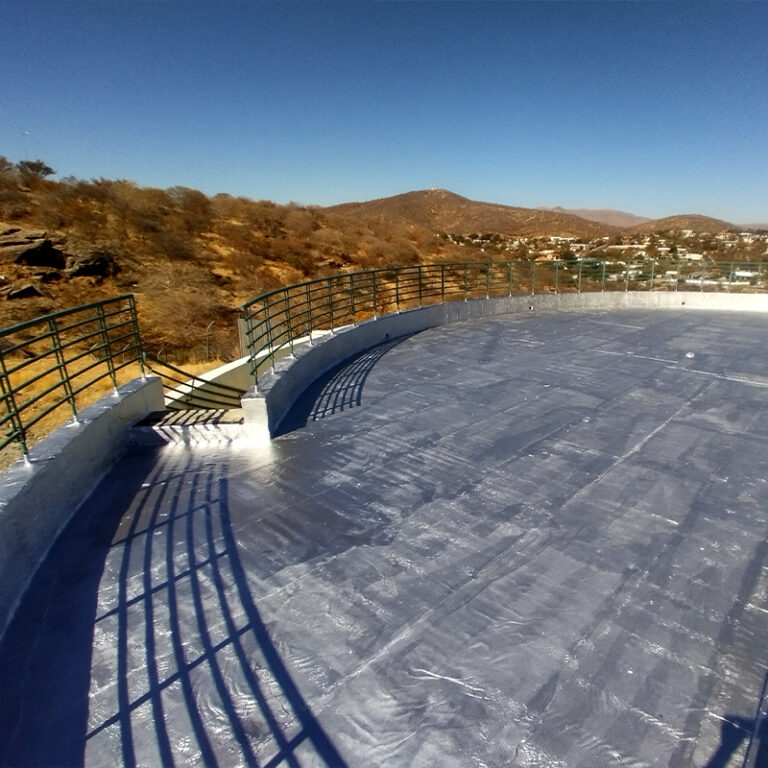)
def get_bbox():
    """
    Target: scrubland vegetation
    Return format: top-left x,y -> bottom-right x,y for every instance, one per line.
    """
1,157 -> 764,365
0,158 -> 474,363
